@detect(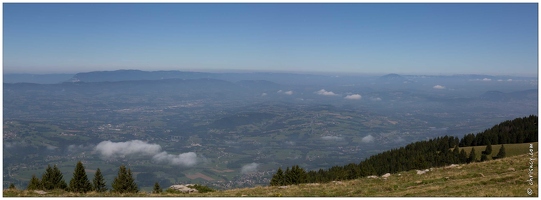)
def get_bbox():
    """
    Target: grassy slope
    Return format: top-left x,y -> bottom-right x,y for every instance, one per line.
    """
458,142 -> 538,161
5,150 -> 538,197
